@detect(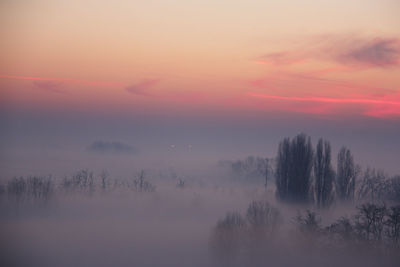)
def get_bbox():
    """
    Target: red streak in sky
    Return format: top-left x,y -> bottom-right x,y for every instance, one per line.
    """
247,92 -> 400,106
0,74 -> 124,88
